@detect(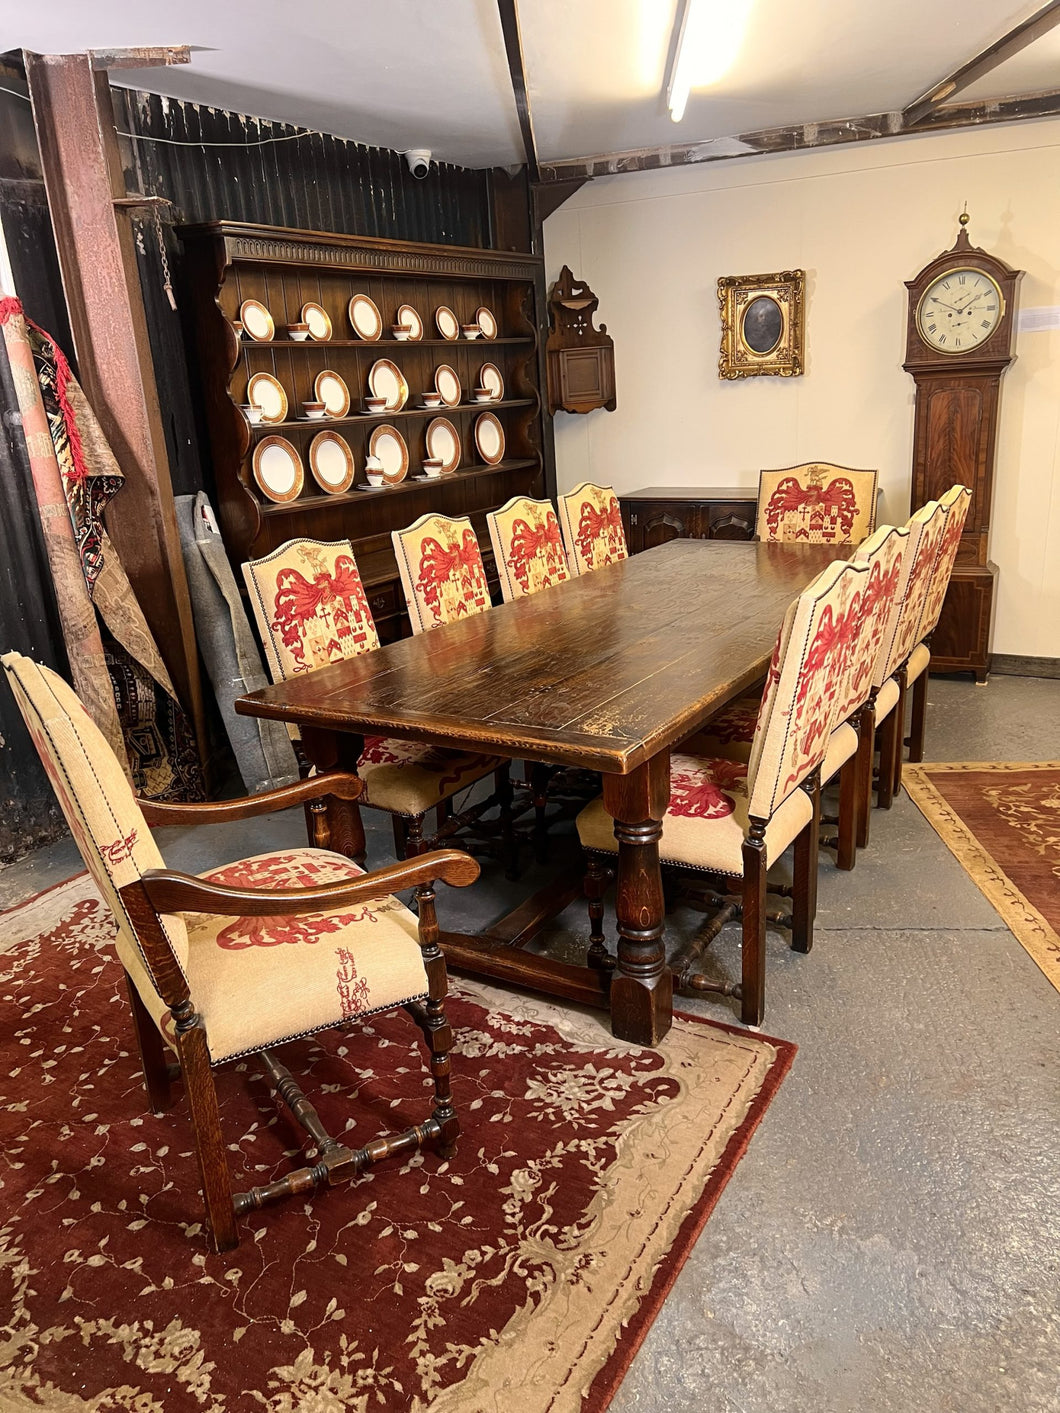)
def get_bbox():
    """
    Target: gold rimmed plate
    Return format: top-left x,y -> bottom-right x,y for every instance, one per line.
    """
474,411 -> 505,465
308,431 -> 355,494
313,369 -> 351,418
348,294 -> 383,341
396,303 -> 423,340
246,372 -> 288,424
475,306 -> 498,340
367,357 -> 409,412
239,298 -> 275,341
425,416 -> 461,473
252,436 -> 303,503
434,305 -> 459,341
478,362 -> 504,401
368,425 -> 410,485
301,301 -> 333,341
434,363 -> 461,407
